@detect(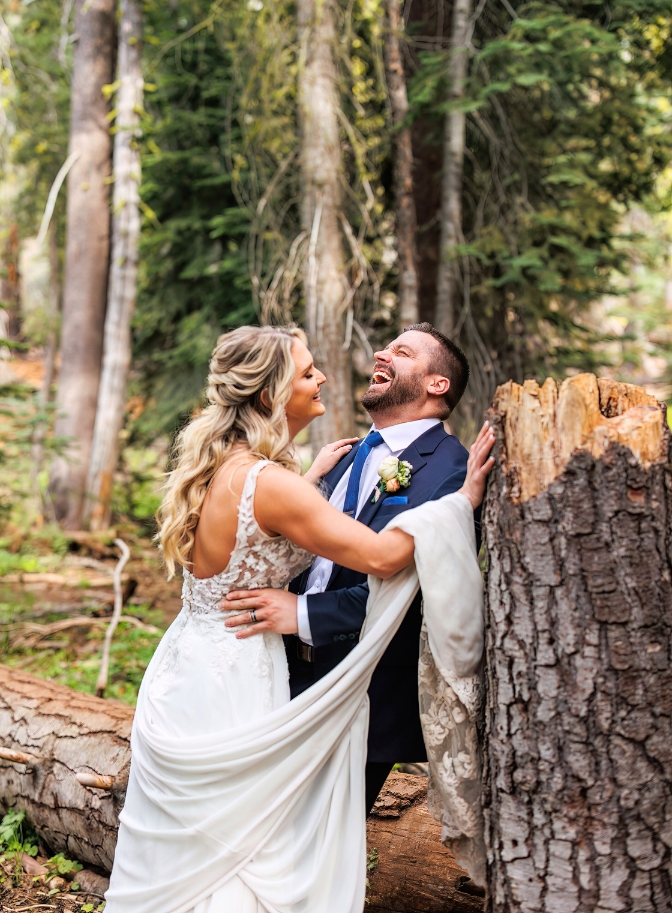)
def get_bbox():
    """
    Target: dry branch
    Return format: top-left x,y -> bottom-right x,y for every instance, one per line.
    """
5,614 -> 159,650
95,538 -> 131,697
